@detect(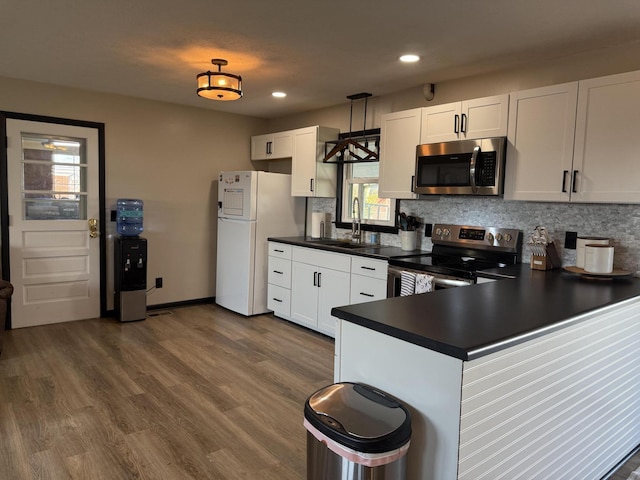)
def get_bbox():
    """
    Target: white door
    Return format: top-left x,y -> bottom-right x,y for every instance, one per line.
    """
572,70 -> 640,203
291,127 -> 317,196
378,108 -> 421,199
504,83 -> 578,202
316,267 -> 350,337
421,102 -> 462,143
290,261 -> 319,329
7,119 -> 101,328
215,217 -> 256,315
